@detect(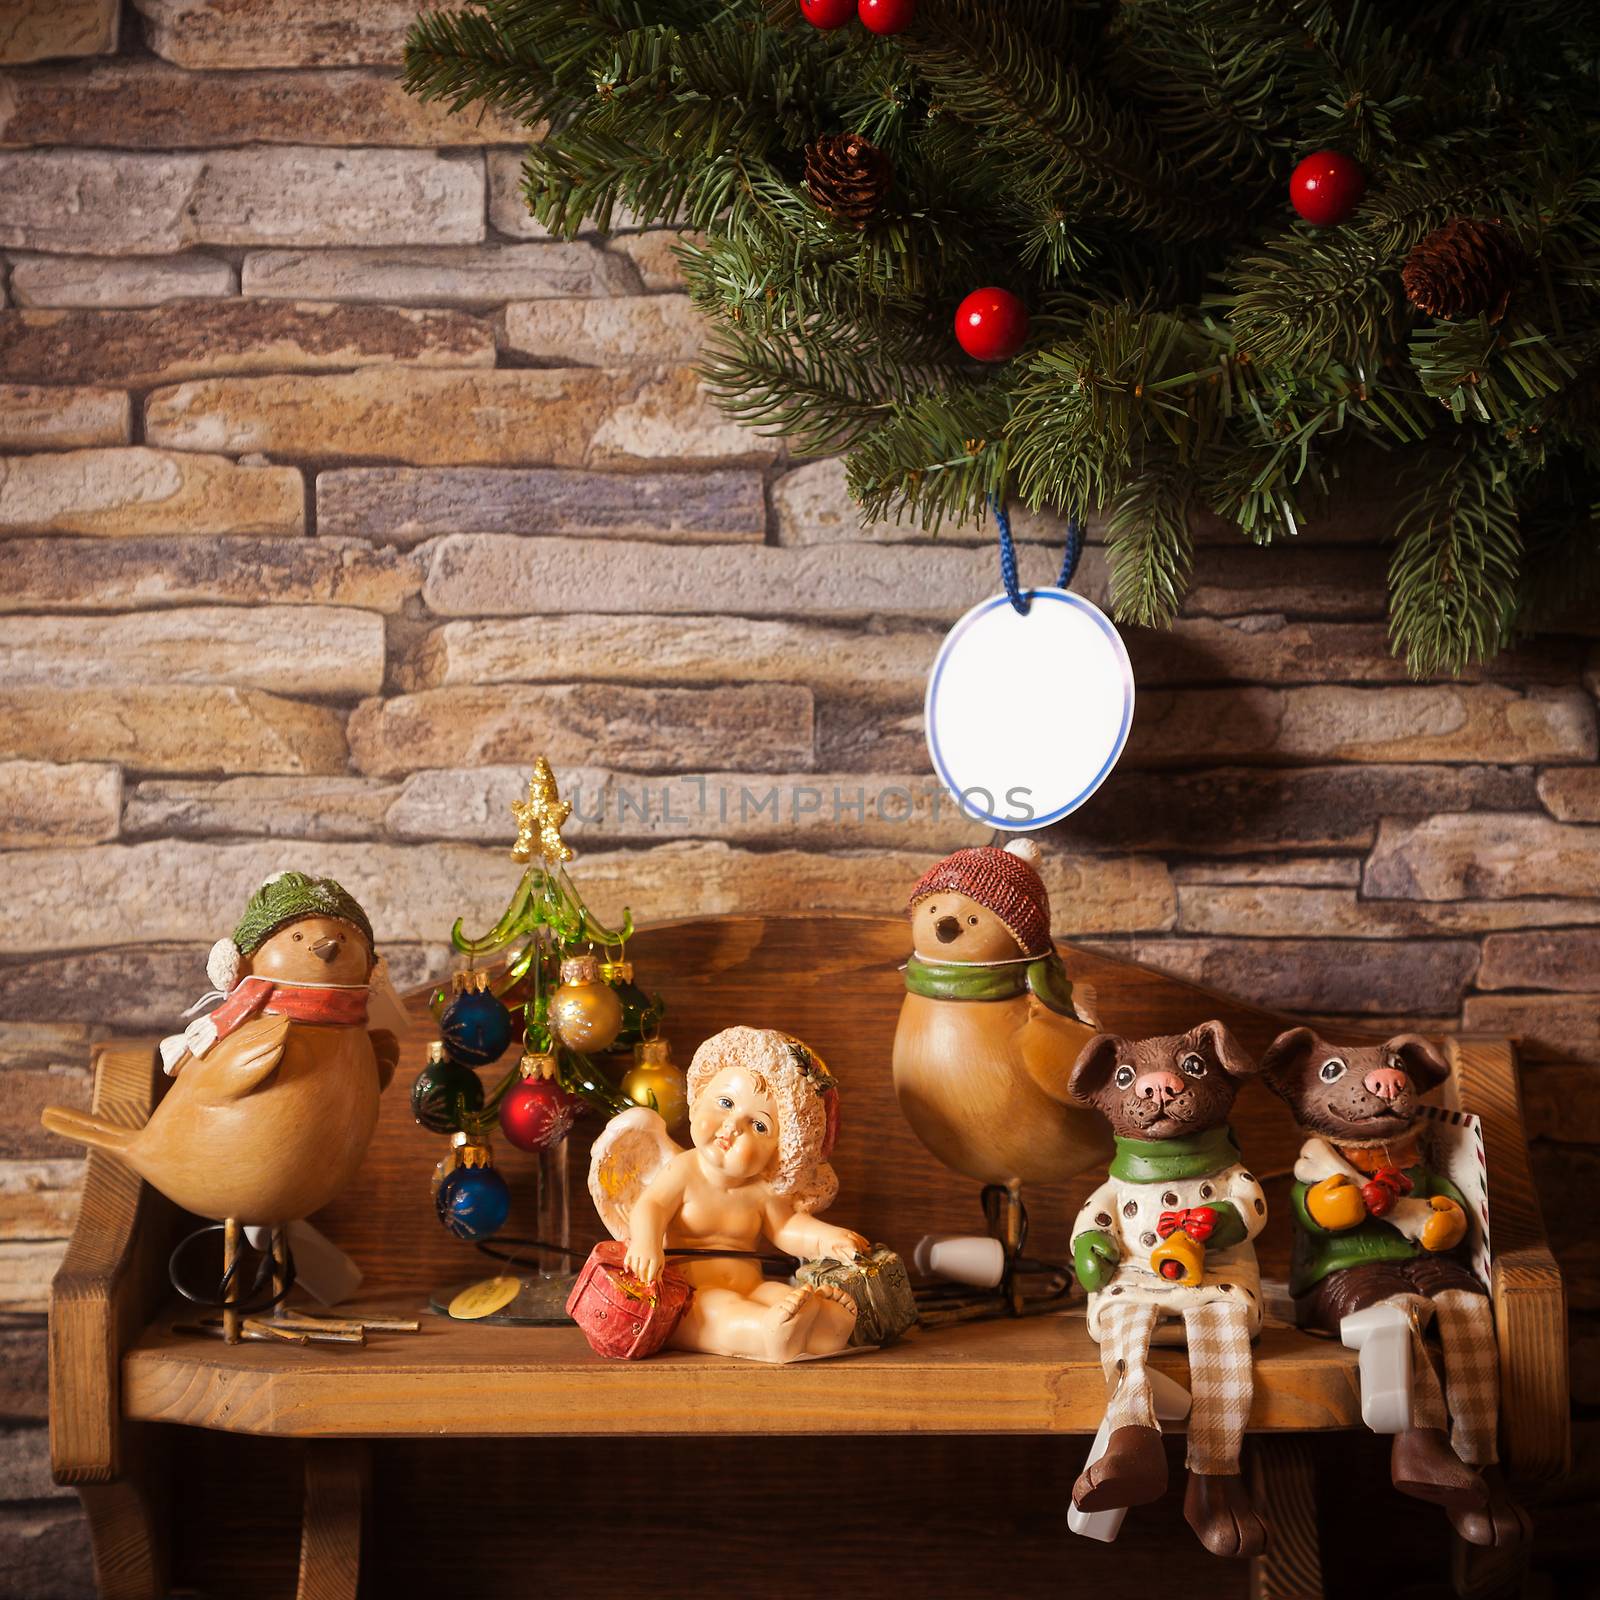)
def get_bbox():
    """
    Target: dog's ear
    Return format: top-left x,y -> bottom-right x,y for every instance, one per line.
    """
1259,1027 -> 1318,1099
1069,1034 -> 1123,1105
1386,1034 -> 1451,1093
1191,1019 -> 1257,1080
